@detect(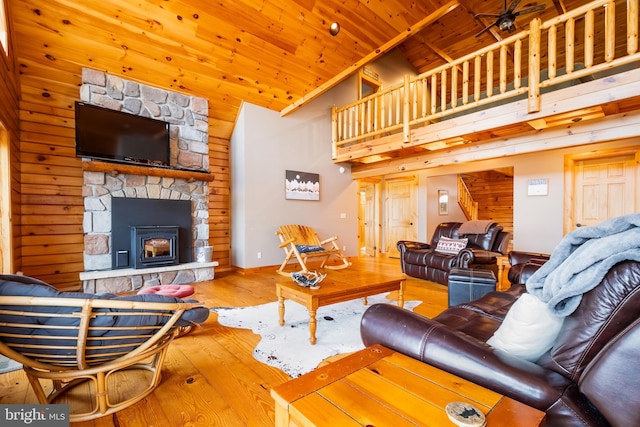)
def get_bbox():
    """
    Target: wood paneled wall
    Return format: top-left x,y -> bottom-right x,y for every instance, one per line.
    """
0,3 -> 21,275
461,170 -> 514,251
15,61 -> 231,289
